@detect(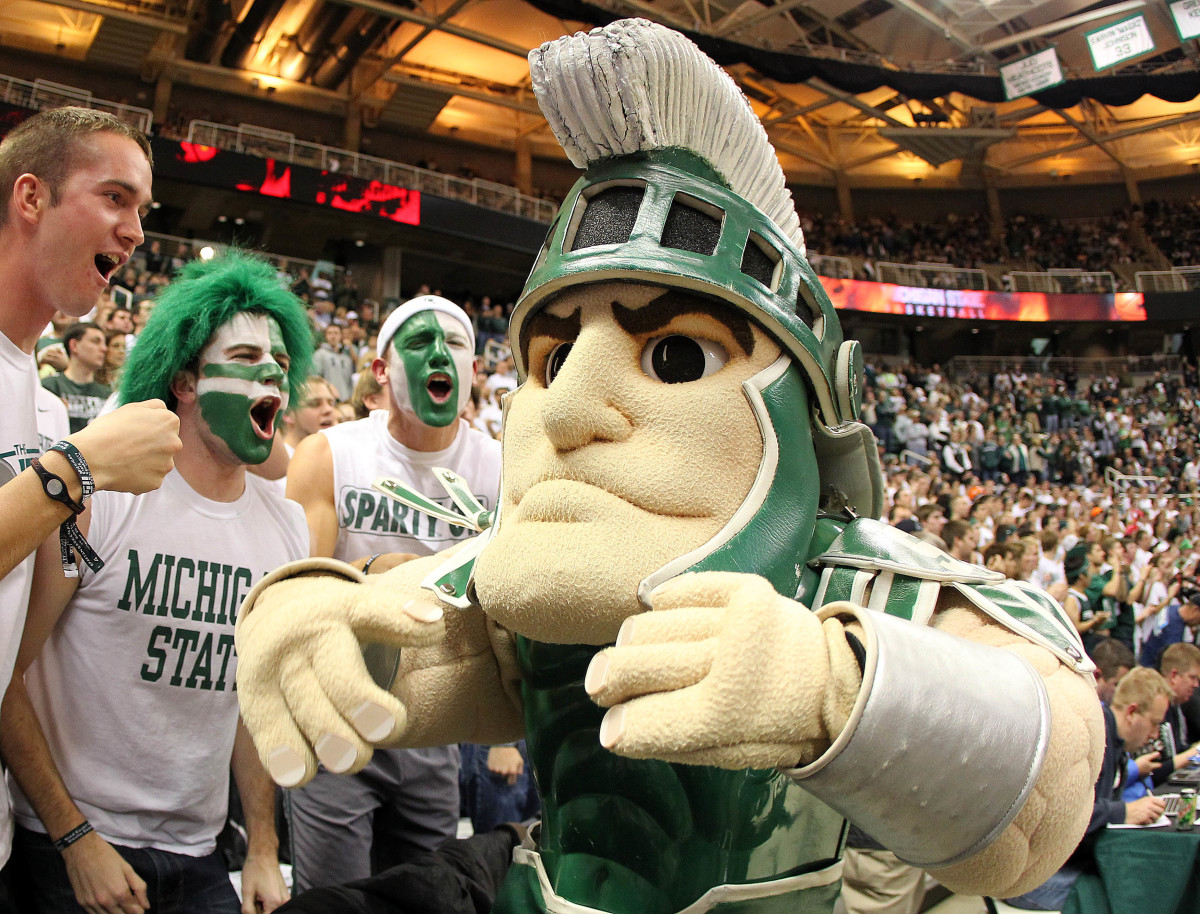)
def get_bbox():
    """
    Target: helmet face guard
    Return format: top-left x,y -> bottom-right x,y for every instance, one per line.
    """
510,153 -> 883,520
